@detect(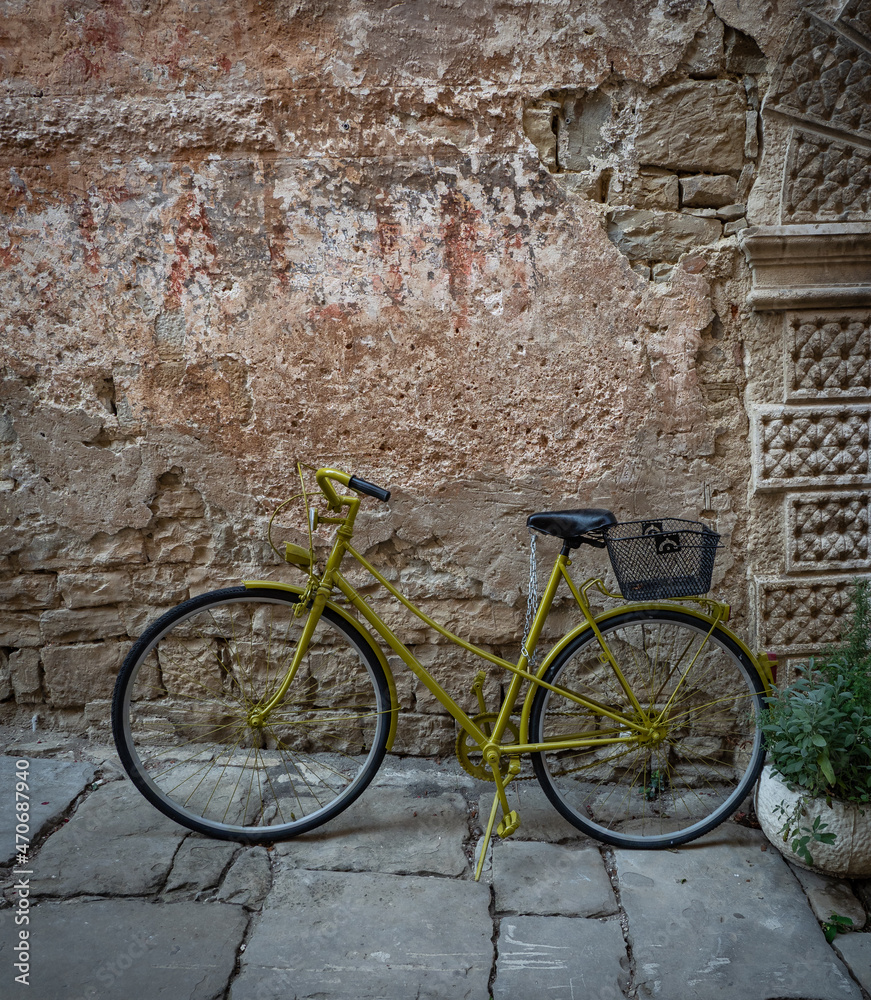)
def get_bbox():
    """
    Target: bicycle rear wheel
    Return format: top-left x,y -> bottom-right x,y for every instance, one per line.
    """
112,587 -> 393,843
529,609 -> 766,848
